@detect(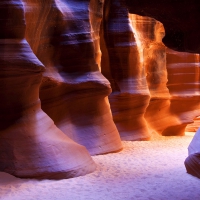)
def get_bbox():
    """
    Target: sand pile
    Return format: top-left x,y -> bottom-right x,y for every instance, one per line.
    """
0,133 -> 199,200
